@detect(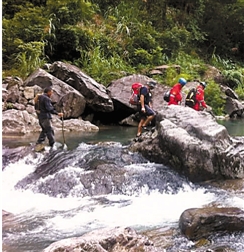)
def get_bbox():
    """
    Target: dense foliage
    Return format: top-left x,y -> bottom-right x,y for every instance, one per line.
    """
2,0 -> 244,114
